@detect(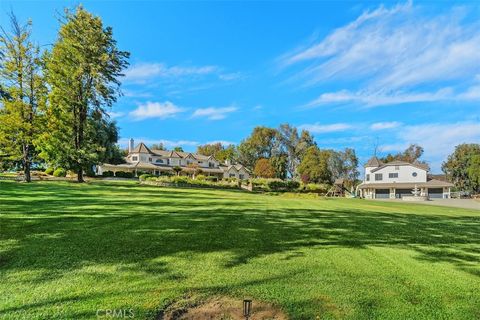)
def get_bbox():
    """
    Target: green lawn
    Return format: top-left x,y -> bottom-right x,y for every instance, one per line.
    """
1,181 -> 479,319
